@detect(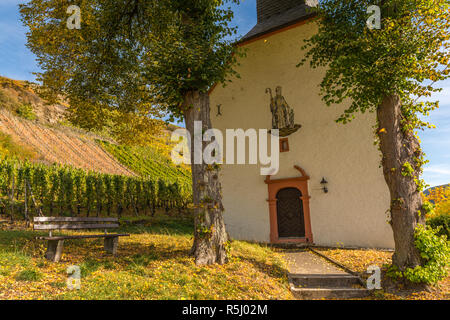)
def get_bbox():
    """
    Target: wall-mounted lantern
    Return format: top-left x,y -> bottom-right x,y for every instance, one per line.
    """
217,104 -> 223,116
320,177 -> 329,194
